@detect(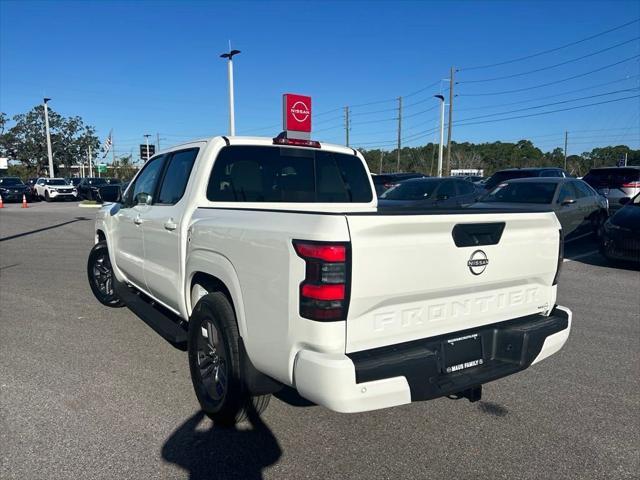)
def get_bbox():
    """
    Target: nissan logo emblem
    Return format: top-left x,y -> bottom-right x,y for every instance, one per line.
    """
467,250 -> 489,275
291,101 -> 310,122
